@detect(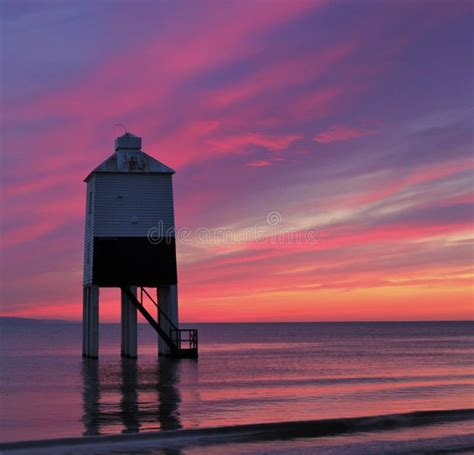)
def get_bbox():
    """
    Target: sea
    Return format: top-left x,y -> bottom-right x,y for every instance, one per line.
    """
1,320 -> 473,454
